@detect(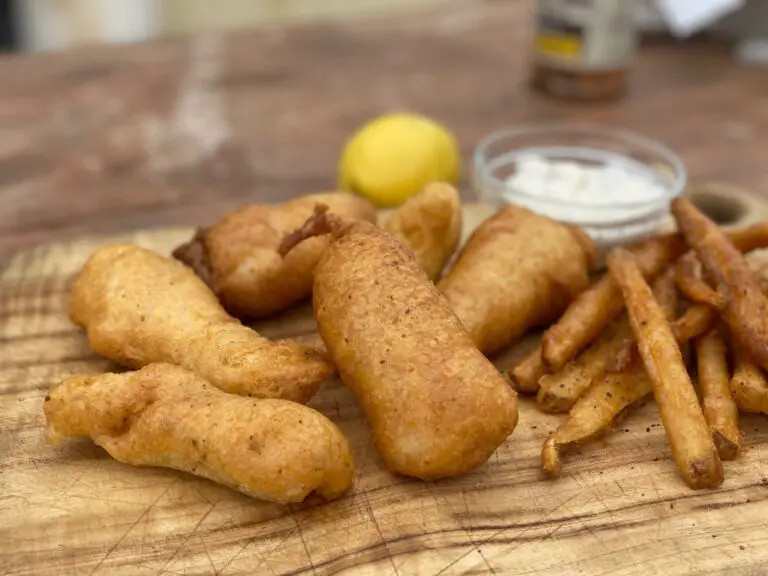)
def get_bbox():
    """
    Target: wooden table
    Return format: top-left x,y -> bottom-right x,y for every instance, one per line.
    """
4,2 -> 768,575
1,0 -> 768,263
